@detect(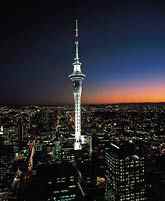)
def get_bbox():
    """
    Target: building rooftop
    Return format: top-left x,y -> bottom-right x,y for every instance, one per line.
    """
106,140 -> 144,159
